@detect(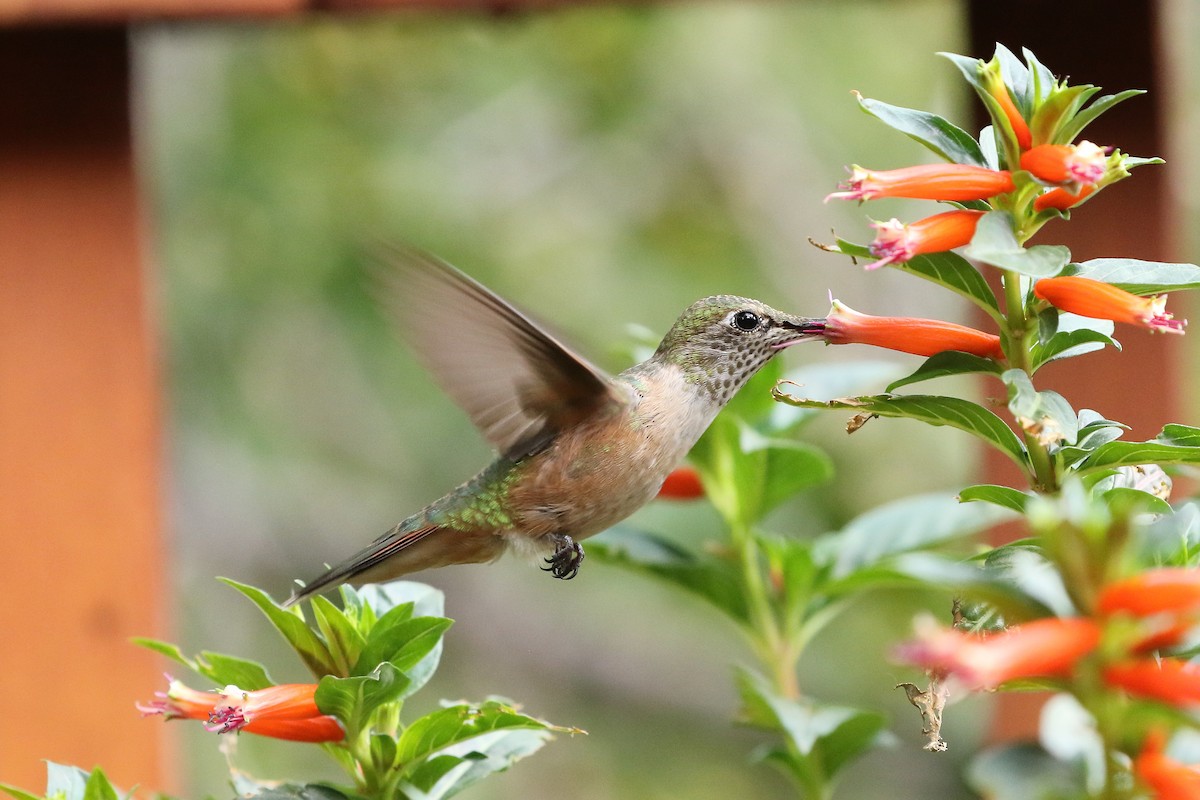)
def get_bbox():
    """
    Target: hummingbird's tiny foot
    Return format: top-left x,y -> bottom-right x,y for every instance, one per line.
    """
542,534 -> 584,580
